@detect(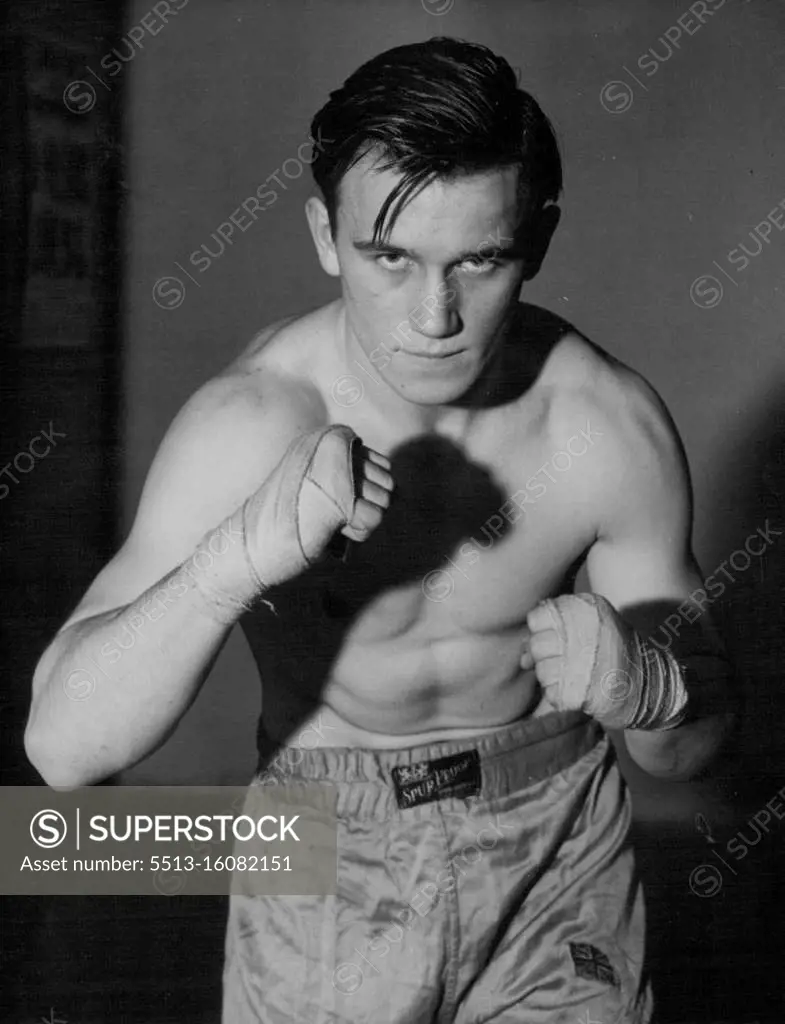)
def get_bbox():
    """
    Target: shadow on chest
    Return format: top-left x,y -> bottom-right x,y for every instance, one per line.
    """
306,433 -> 525,620
243,434 -> 508,618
